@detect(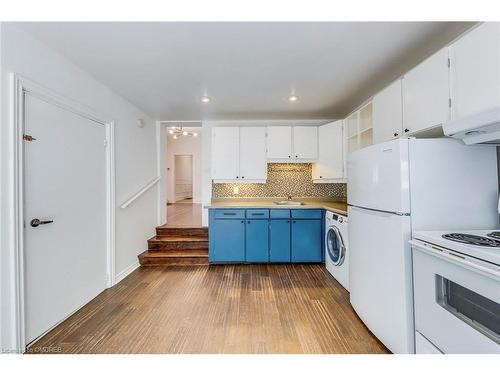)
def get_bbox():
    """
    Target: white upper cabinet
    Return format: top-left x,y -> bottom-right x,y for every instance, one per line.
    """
212,126 -> 267,182
266,126 -> 293,160
266,126 -> 318,162
239,127 -> 267,181
449,23 -> 500,120
212,127 -> 240,180
373,79 -> 403,143
293,126 -> 318,160
312,120 -> 344,182
403,48 -> 450,134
